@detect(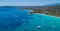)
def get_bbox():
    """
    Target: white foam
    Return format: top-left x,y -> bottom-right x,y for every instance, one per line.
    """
36,25 -> 42,29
